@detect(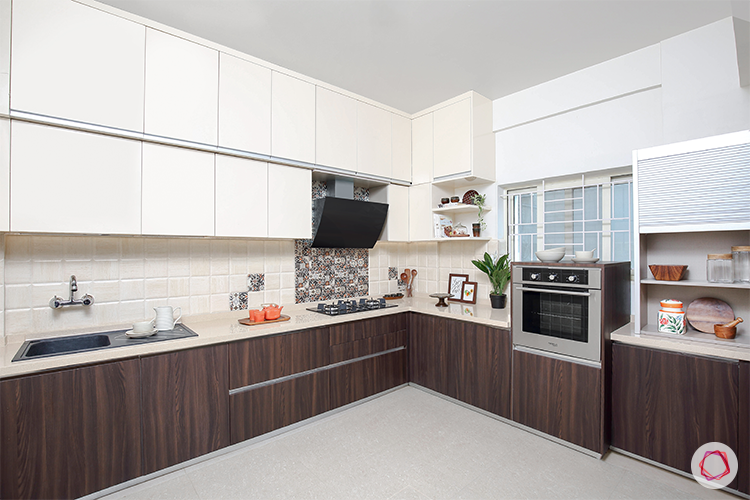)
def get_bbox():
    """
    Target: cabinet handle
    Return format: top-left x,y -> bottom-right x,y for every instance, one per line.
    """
517,286 -> 591,297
